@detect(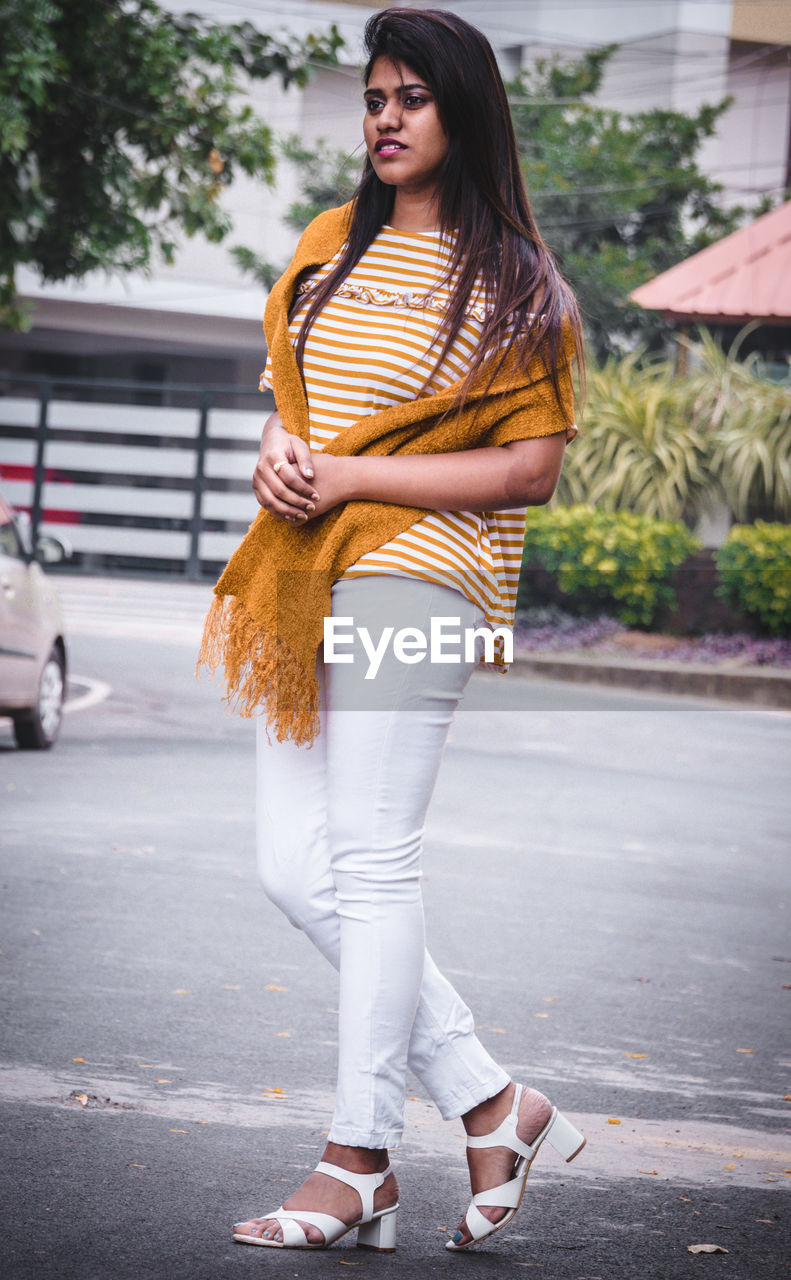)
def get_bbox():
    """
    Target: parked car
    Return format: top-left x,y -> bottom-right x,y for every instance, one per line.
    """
0,493 -> 70,748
